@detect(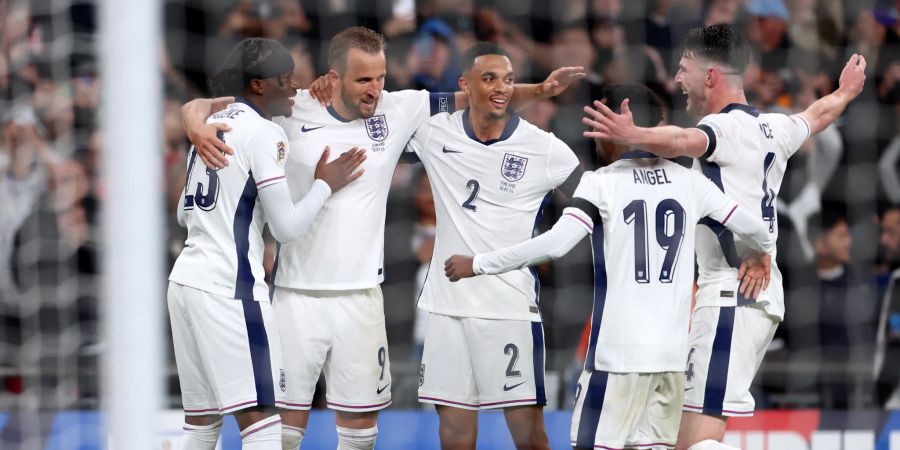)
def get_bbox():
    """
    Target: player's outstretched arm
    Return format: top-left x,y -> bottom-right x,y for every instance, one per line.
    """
582,99 -> 708,158
182,97 -> 236,169
798,54 -> 867,136
444,210 -> 590,281
259,147 -> 366,243
452,66 -> 586,111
